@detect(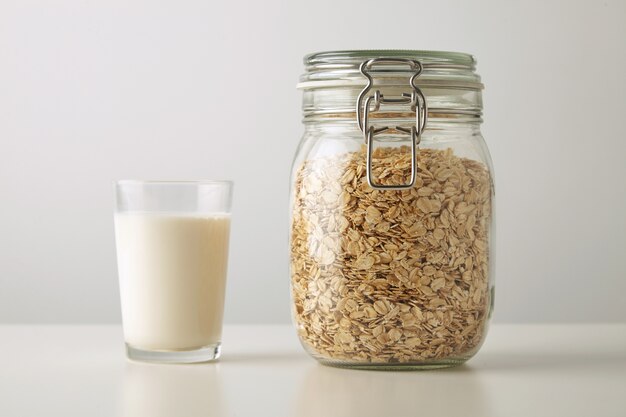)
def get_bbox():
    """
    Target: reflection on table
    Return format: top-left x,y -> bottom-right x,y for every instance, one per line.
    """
119,361 -> 226,417
295,364 -> 491,417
